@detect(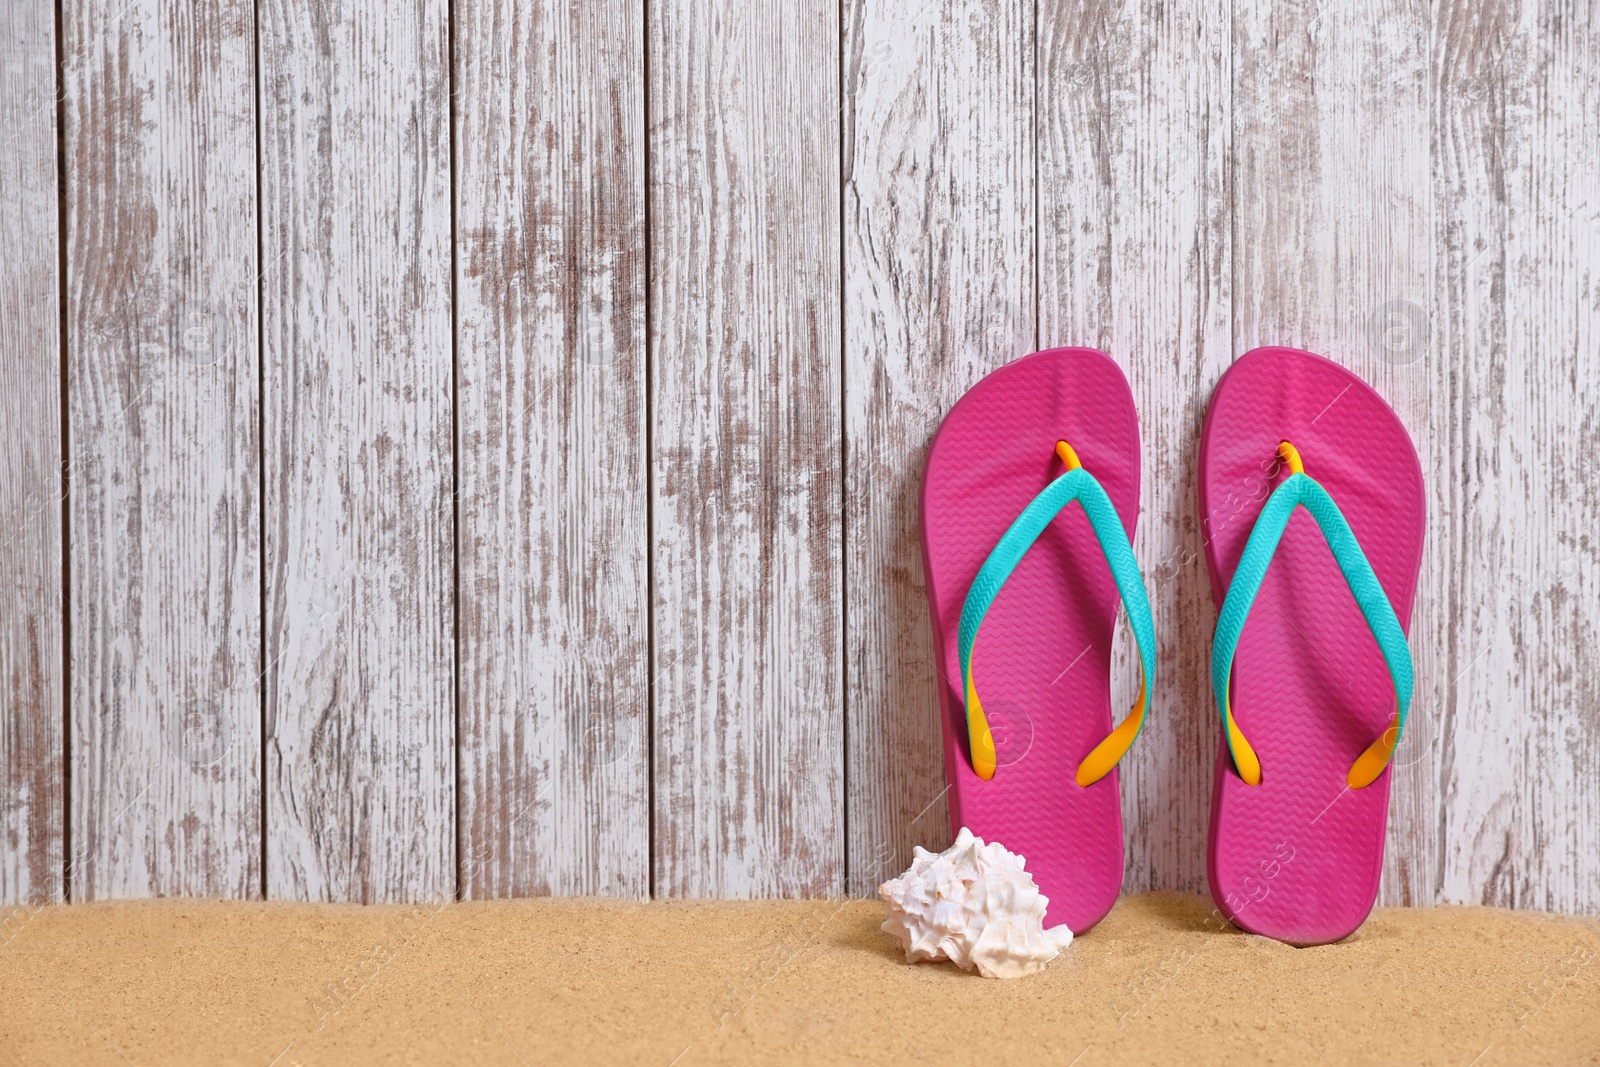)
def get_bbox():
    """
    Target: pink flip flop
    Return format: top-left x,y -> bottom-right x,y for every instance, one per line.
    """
921,348 -> 1156,934
1200,347 -> 1425,945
